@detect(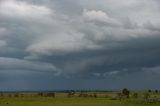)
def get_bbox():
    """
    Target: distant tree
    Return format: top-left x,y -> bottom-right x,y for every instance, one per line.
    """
148,89 -> 152,93
122,88 -> 130,98
155,90 -> 158,93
